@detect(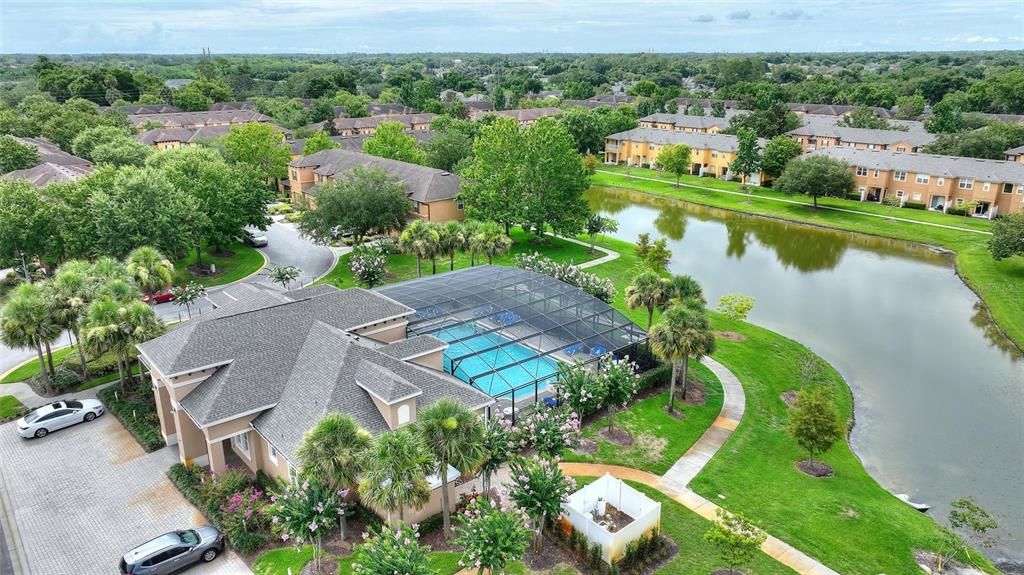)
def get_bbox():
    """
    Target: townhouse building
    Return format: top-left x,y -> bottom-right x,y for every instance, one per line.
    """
287,148 -> 463,222
127,110 -> 276,131
1005,145 -> 1024,163
135,123 -> 290,150
604,127 -> 768,184
638,113 -> 732,133
809,147 -> 1024,217
1,136 -> 93,187
313,113 -> 436,136
469,107 -> 561,125
788,124 -> 935,153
